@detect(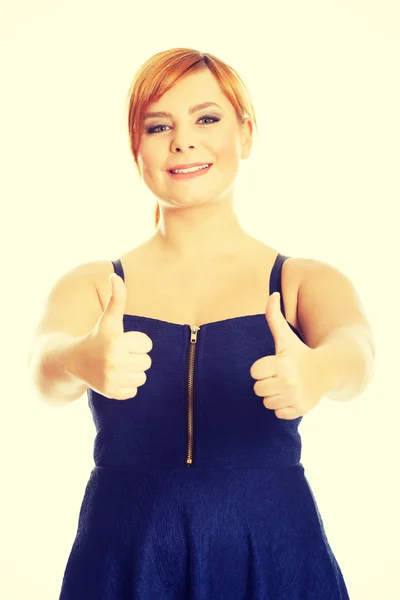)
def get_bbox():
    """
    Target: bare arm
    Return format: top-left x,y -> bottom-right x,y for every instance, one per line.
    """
27,262 -> 104,406
28,332 -> 89,406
